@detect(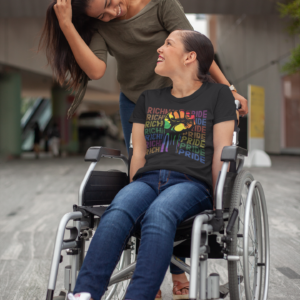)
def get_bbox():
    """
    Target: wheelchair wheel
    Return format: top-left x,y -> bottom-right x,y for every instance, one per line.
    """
227,170 -> 270,300
101,237 -> 137,300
